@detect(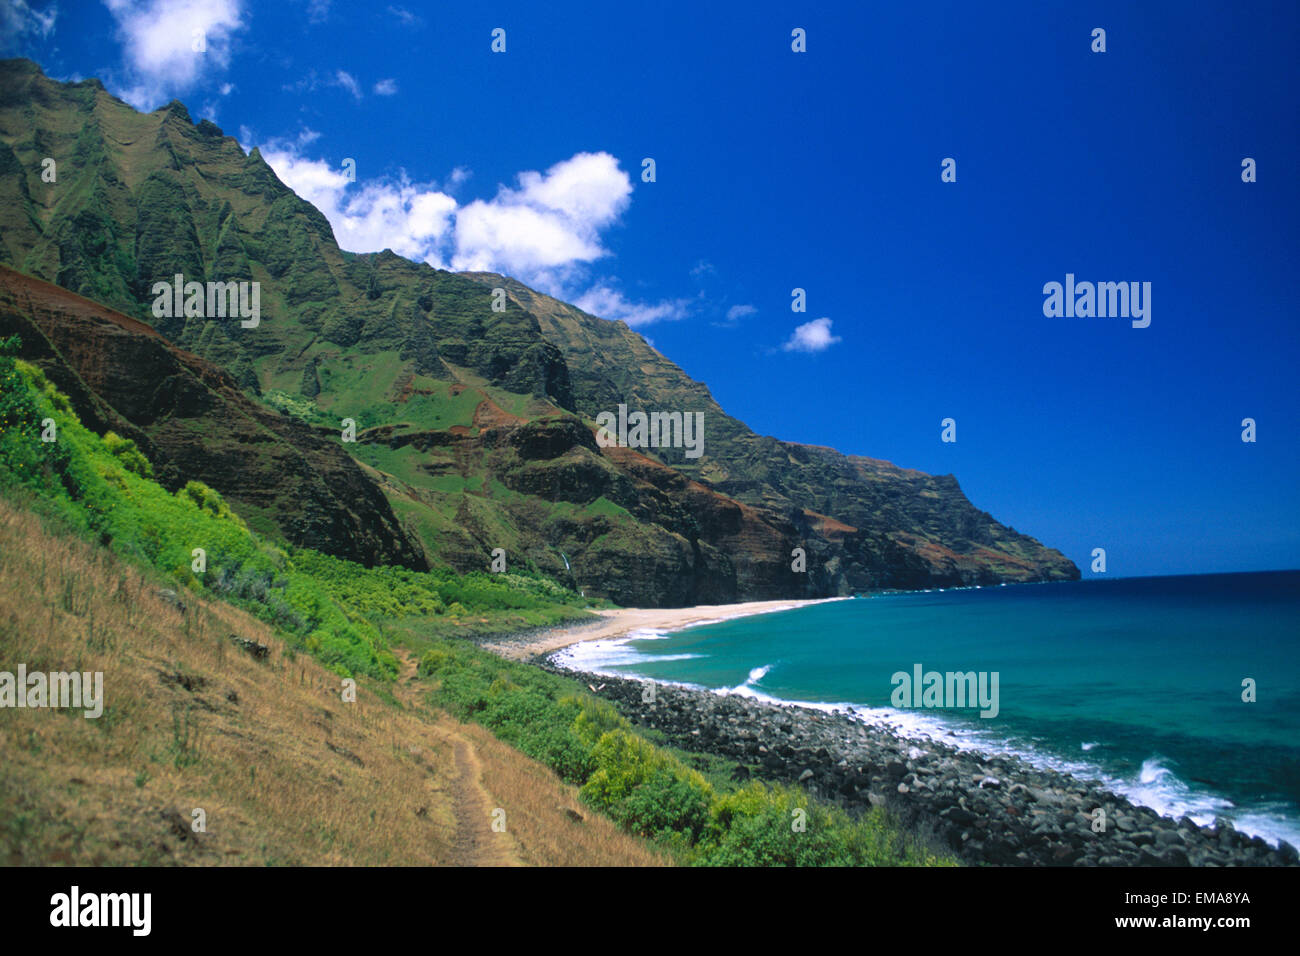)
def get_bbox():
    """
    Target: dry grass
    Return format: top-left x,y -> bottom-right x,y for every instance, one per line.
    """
0,495 -> 666,866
